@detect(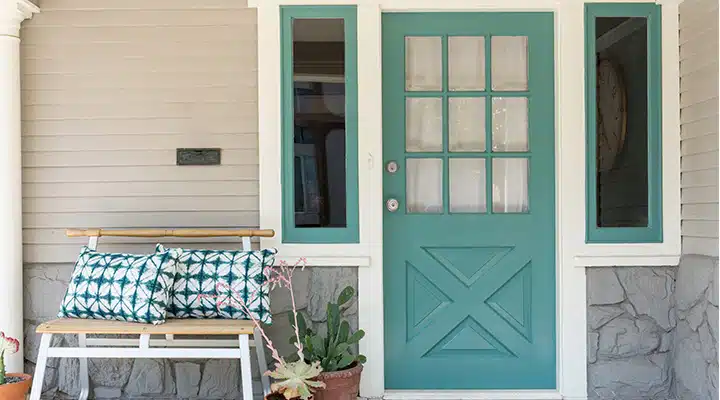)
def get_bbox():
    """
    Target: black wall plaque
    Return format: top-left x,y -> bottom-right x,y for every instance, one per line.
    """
176,148 -> 222,166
